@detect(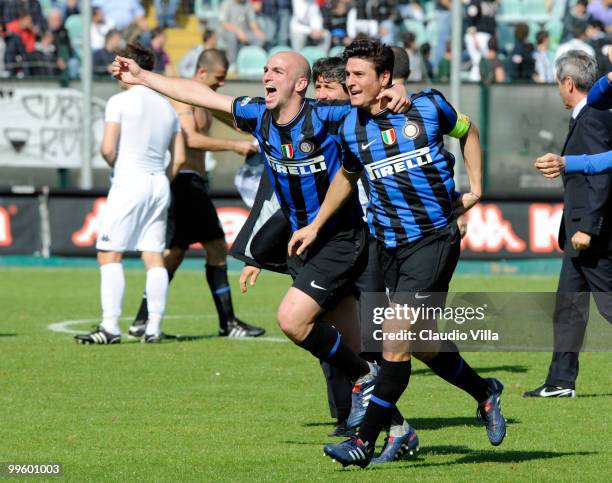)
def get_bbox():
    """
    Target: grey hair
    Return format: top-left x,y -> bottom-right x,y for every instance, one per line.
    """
555,50 -> 598,92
